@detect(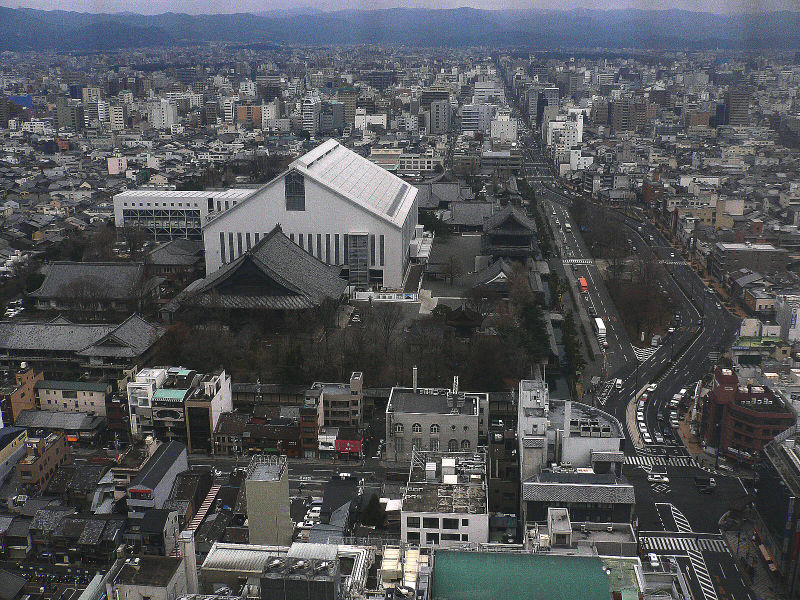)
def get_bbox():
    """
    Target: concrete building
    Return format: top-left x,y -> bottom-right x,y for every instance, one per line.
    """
184,370 -> 233,454
401,450 -> 489,548
35,379 -> 110,417
201,139 -> 420,289
429,99 -> 452,134
17,432 -> 71,494
0,365 -> 43,425
113,189 -> 250,242
305,372 -> 363,428
149,99 -> 178,130
724,87 -> 750,127
709,242 -> 788,280
490,110 -> 518,143
301,91 -> 321,136
106,555 -> 186,600
776,295 -> 800,343
460,103 -> 493,134
109,104 -> 126,131
244,455 -> 292,546
386,377 -> 487,463
0,427 -> 27,486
